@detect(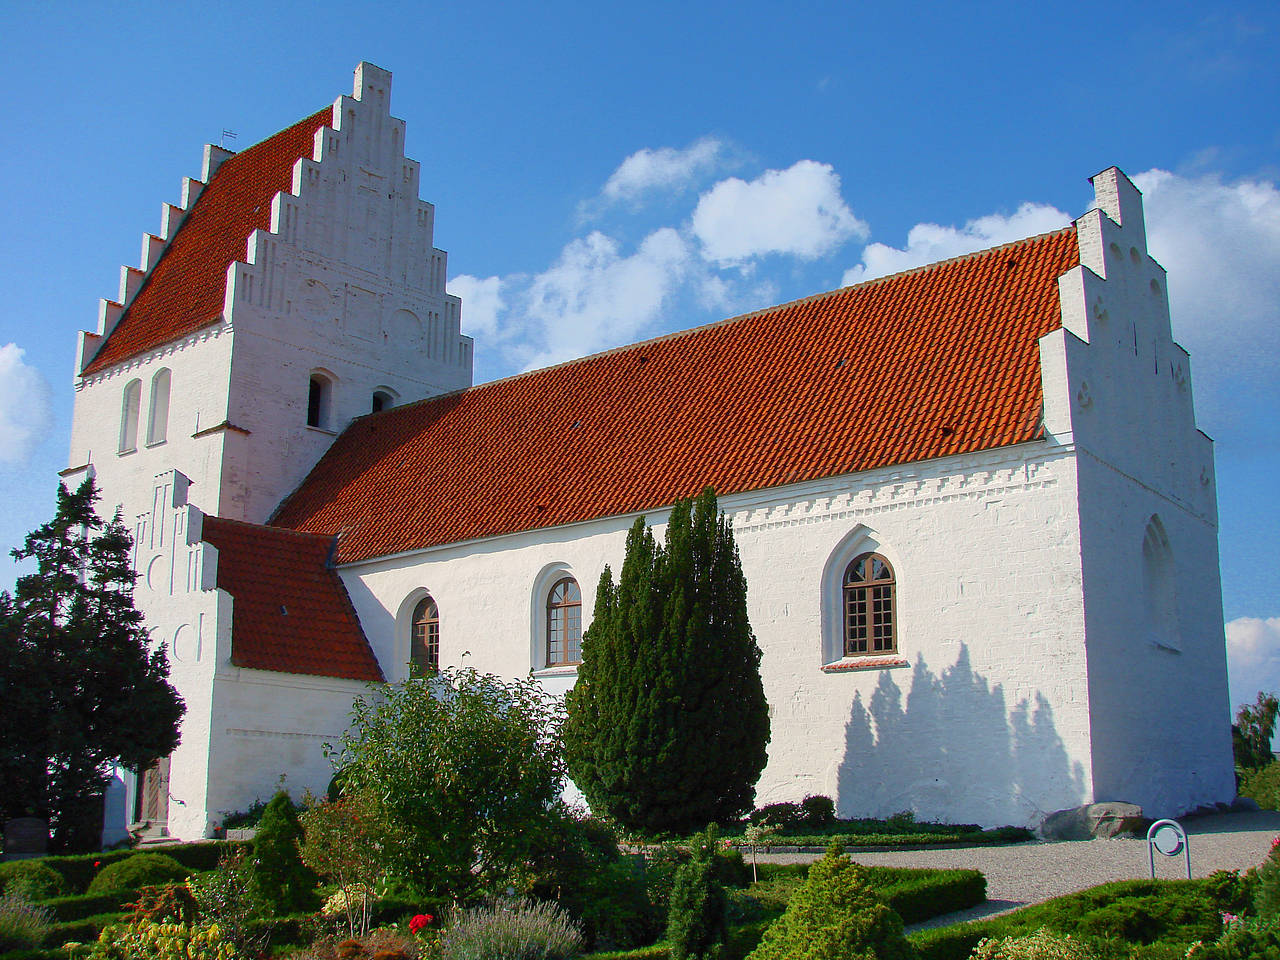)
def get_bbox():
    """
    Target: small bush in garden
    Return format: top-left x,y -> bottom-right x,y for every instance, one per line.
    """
746,844 -> 912,960
748,803 -> 802,831
249,790 -> 317,915
800,795 -> 837,828
86,917 -> 235,960
87,853 -> 190,894
1256,838 -> 1280,918
971,927 -> 1095,960
667,826 -> 728,960
1241,761 -> 1280,810
188,846 -> 271,958
437,898 -> 582,960
129,882 -> 200,923
1186,916 -> 1280,960
0,891 -> 53,951
289,928 -> 423,960
301,791 -> 390,939
0,860 -> 69,900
